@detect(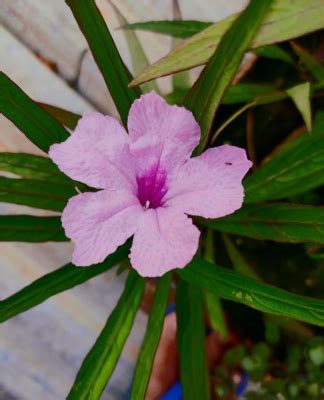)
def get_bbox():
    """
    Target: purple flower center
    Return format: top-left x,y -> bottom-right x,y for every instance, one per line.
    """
136,164 -> 168,209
